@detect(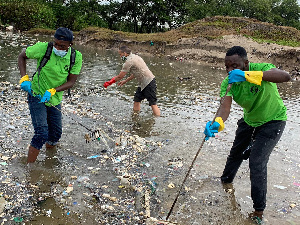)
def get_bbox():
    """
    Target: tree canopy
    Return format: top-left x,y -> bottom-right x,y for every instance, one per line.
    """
0,0 -> 299,32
